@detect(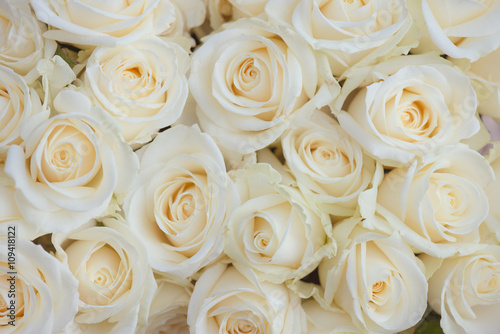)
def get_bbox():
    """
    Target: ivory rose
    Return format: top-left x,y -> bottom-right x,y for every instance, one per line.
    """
4,91 -> 138,235
53,218 -> 156,334
333,54 -> 479,166
83,37 -> 190,147
205,0 -> 268,29
281,109 -> 377,217
138,276 -> 192,334
409,0 -> 500,61
187,263 -> 307,334
30,0 -> 179,47
0,238 -> 79,333
377,146 -> 494,258
225,163 -> 334,283
318,219 -> 428,333
485,141 -> 500,242
0,65 -> 46,161
424,245 -> 500,334
123,125 -> 238,279
302,298 -> 364,334
266,0 -> 417,77
189,18 -> 337,154
0,1 -> 52,75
